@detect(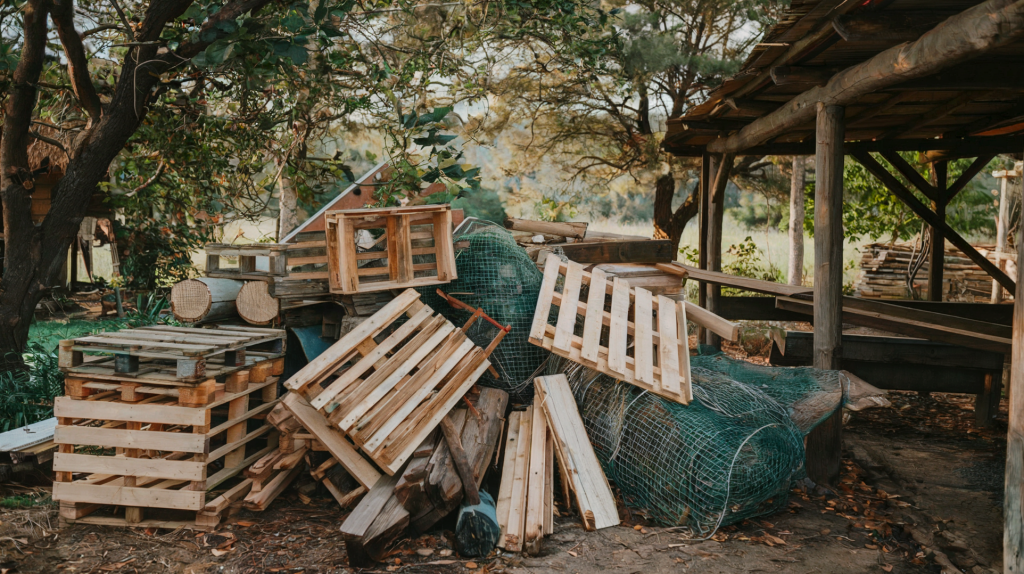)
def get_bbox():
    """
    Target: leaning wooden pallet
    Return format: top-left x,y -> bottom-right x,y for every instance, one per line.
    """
495,405 -> 554,554
284,288 -> 506,475
534,374 -> 619,531
530,252 -> 696,404
52,349 -> 285,530
59,325 -> 285,383
324,204 -> 457,294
